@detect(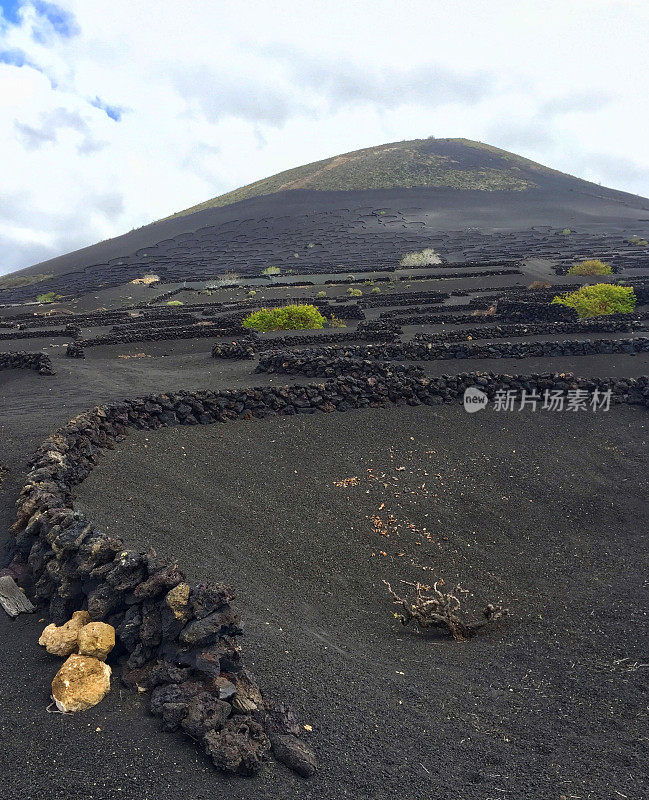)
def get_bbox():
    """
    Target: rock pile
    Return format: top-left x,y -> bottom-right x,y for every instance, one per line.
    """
66,341 -> 85,358
39,612 -> 115,712
0,351 -> 55,375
